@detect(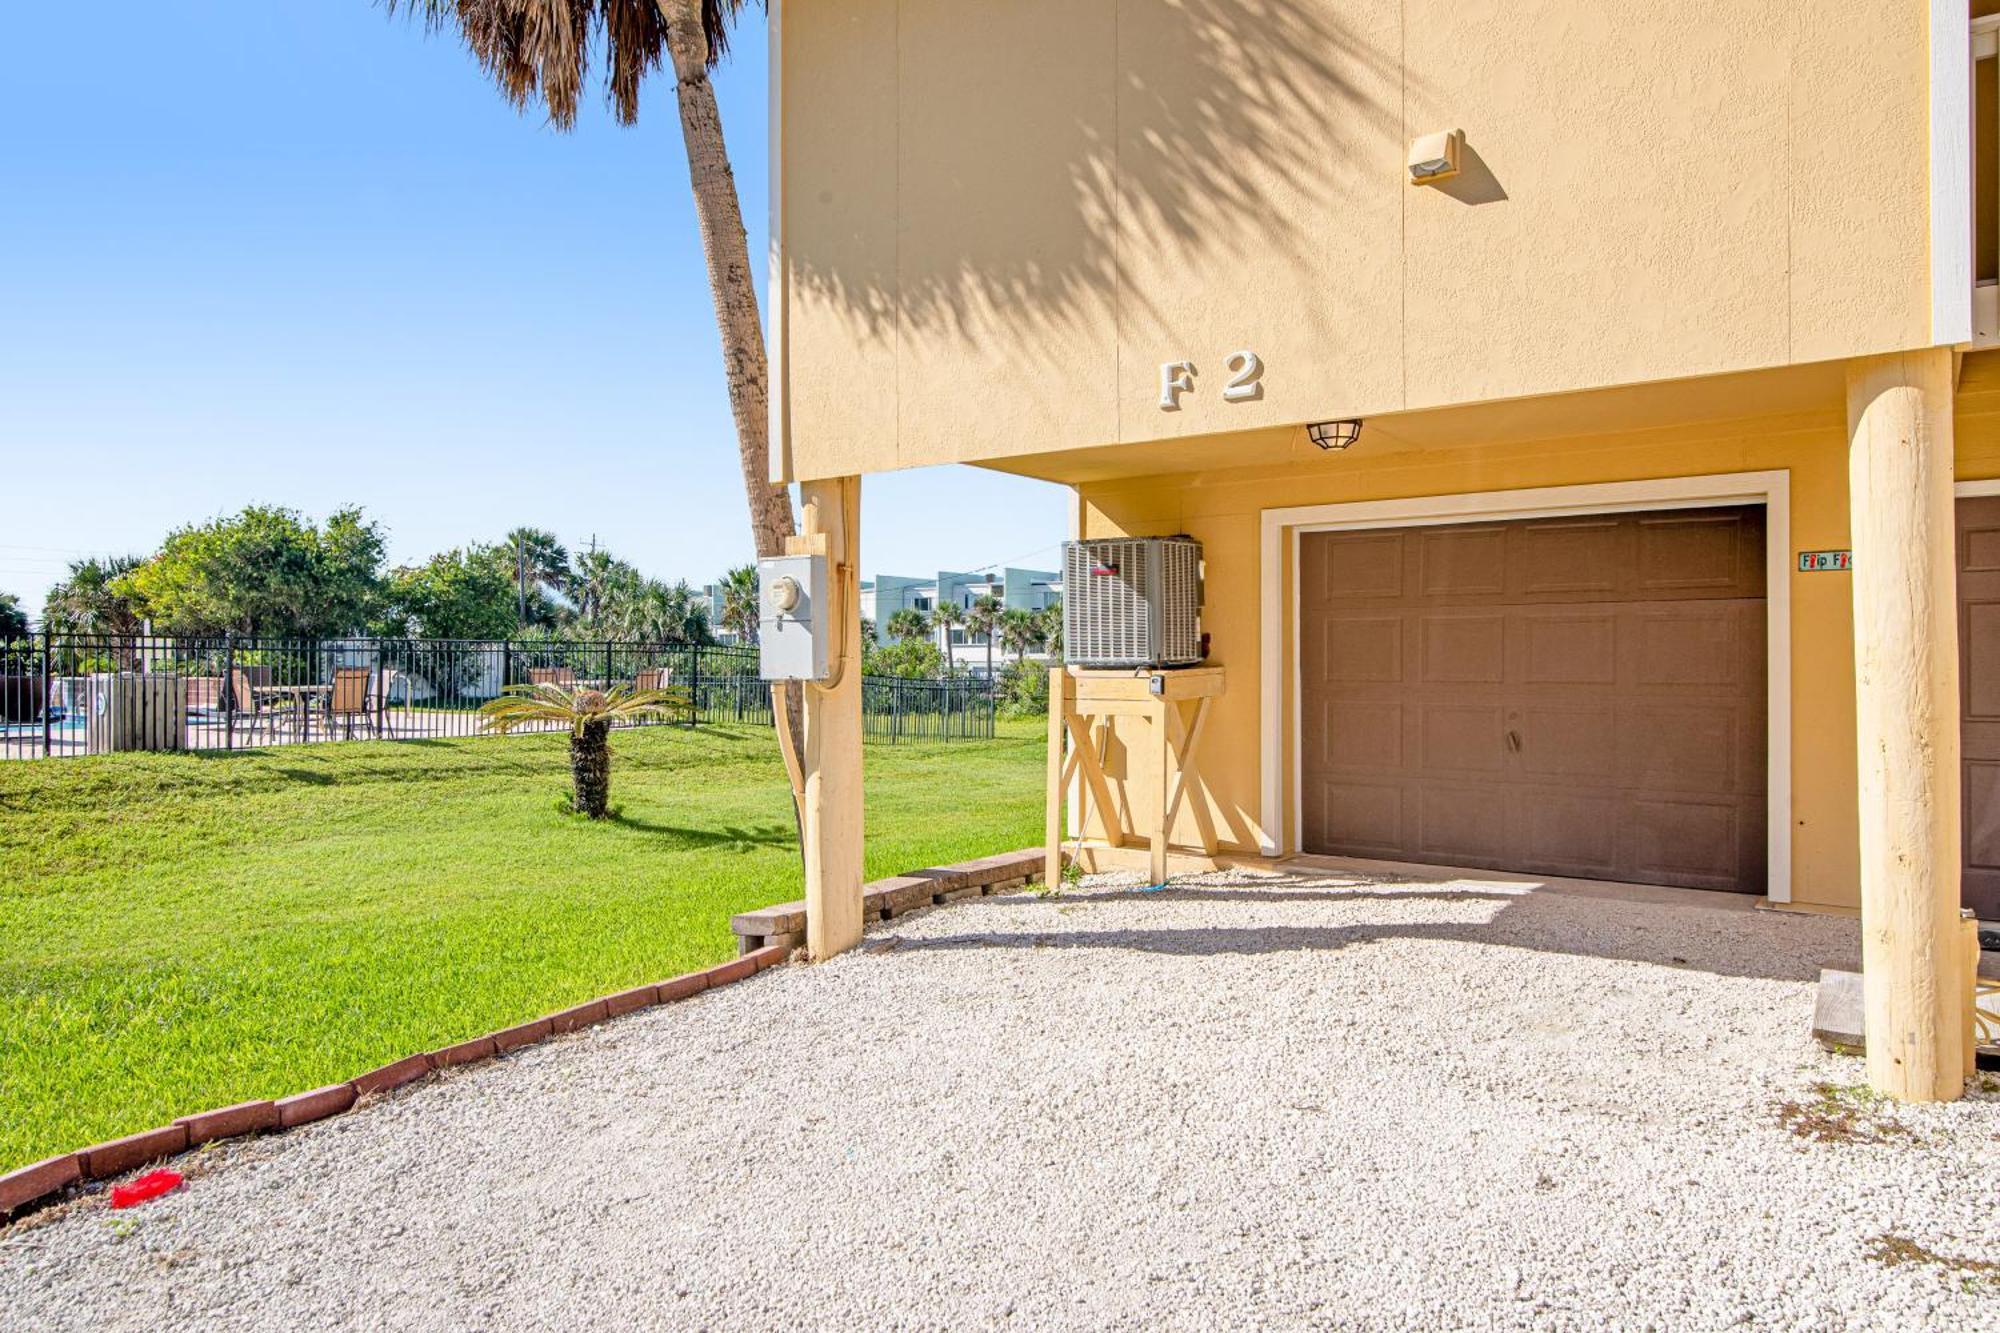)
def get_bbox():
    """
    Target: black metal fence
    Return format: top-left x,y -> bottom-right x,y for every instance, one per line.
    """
0,634 -> 994,760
